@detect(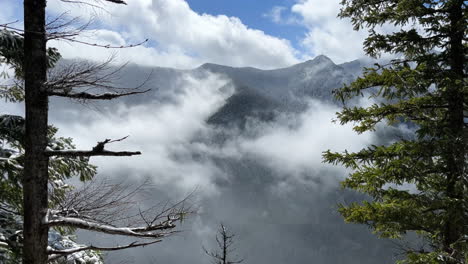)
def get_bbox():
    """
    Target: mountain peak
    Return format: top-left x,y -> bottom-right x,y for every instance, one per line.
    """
198,62 -> 229,69
286,55 -> 336,71
310,55 -> 334,65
